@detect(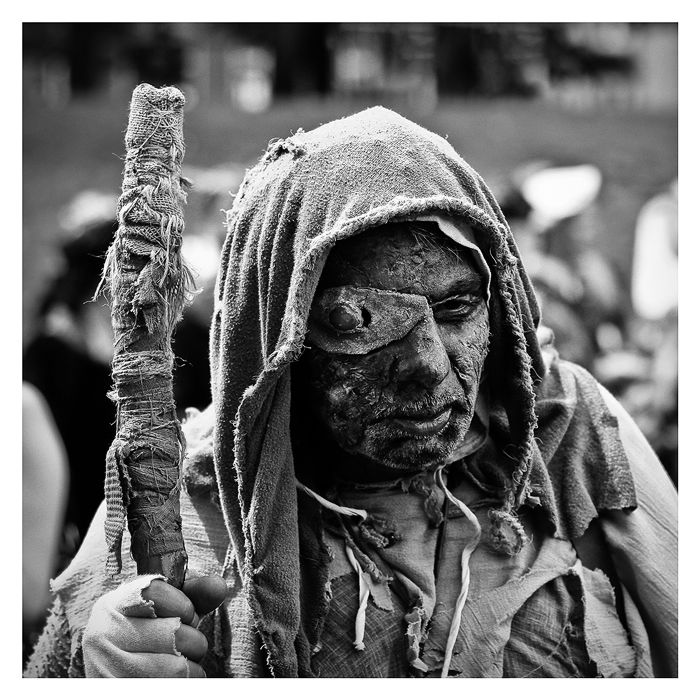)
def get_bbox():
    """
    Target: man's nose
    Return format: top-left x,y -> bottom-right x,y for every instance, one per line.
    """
392,315 -> 451,389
